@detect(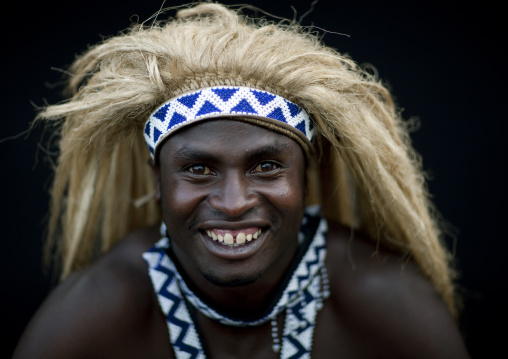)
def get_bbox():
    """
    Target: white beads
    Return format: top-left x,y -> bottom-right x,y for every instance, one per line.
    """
271,318 -> 281,353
